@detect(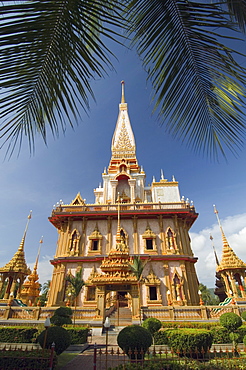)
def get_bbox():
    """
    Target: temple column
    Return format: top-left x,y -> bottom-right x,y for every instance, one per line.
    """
96,285 -> 105,318
107,216 -> 112,253
128,179 -> 136,202
131,285 -> 139,318
110,180 -> 118,203
158,215 -> 165,254
132,216 -> 138,254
